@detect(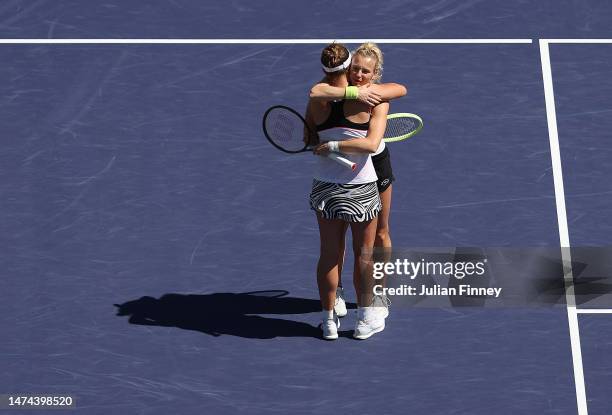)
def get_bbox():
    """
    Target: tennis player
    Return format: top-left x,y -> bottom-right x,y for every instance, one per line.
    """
310,43 -> 404,331
307,43 -> 399,340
